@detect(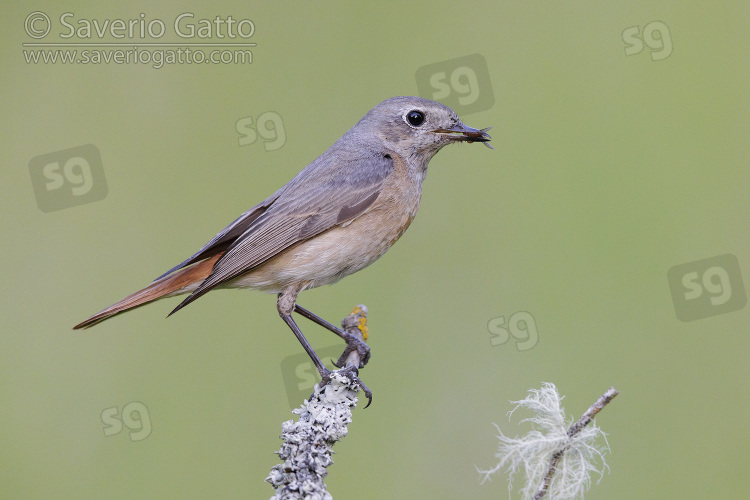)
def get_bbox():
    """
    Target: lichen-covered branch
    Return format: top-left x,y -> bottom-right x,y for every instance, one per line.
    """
266,306 -> 369,499
534,387 -> 618,500
478,383 -> 617,500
